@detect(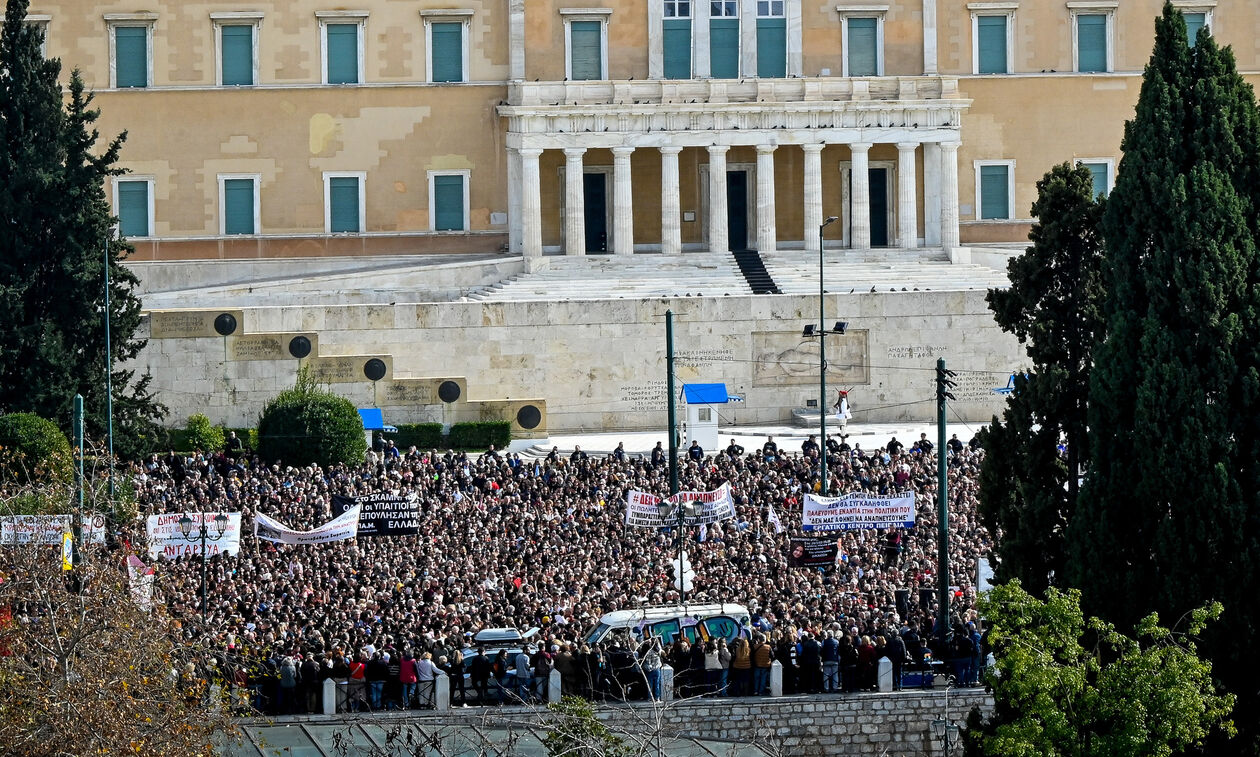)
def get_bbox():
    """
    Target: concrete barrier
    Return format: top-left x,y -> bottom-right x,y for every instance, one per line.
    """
769,661 -> 783,697
435,674 -> 450,711
660,664 -> 674,702
321,678 -> 336,715
549,668 -> 563,704
877,658 -> 893,692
